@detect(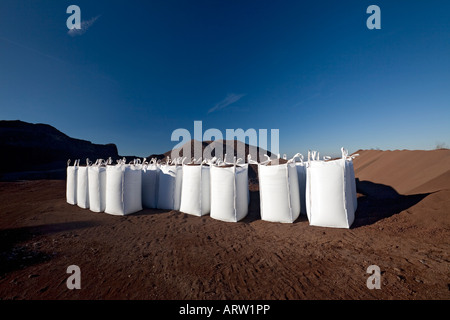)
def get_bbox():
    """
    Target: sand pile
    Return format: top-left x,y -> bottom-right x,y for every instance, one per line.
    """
353,149 -> 450,194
